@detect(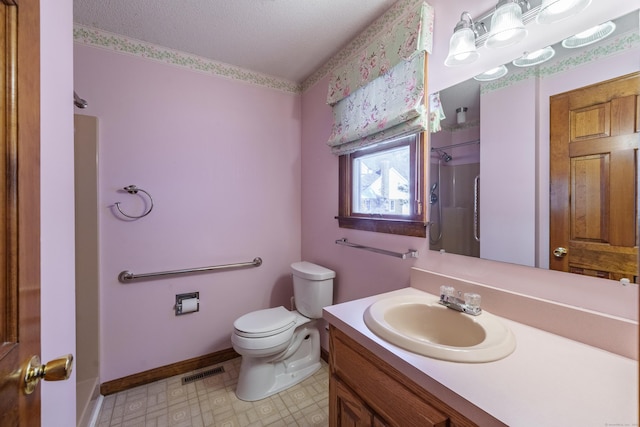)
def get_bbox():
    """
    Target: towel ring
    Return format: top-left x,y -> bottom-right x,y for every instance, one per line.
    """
114,185 -> 154,219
